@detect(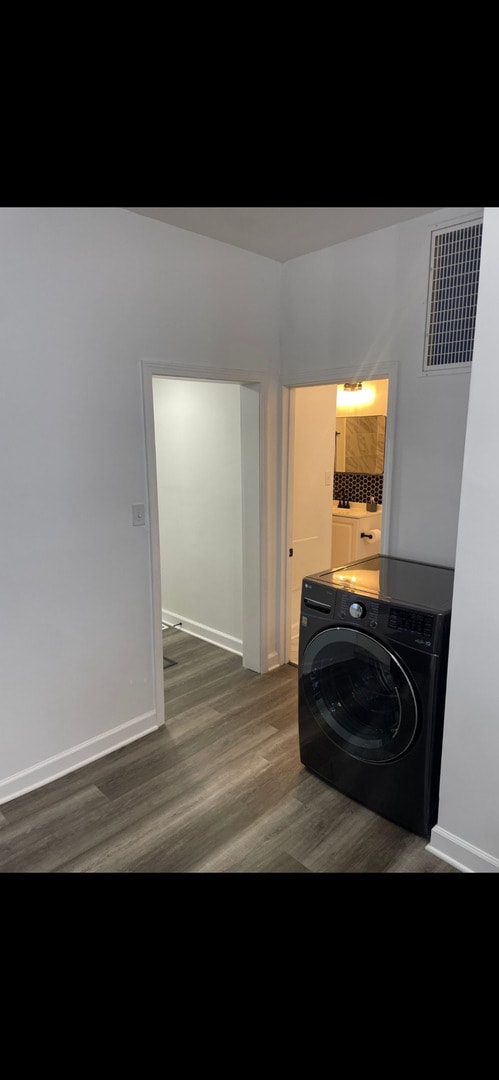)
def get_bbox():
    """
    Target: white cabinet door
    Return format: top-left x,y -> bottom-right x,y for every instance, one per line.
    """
332,509 -> 383,565
331,518 -> 354,567
352,512 -> 382,560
